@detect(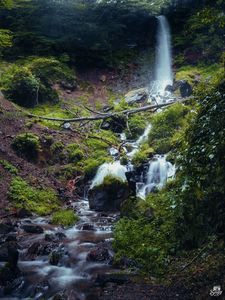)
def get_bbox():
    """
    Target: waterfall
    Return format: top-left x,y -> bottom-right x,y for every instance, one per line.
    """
154,15 -> 173,96
137,155 -> 175,199
90,161 -> 127,189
